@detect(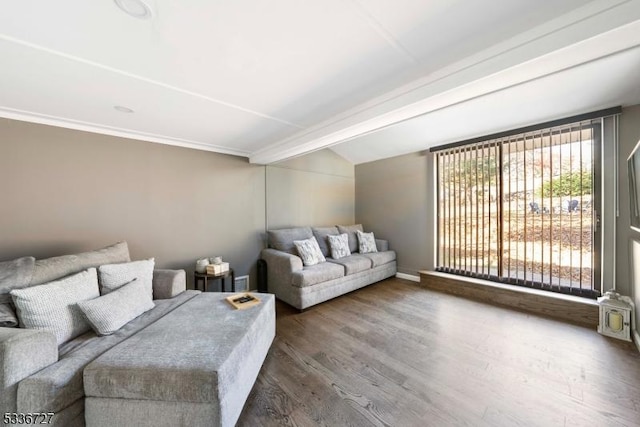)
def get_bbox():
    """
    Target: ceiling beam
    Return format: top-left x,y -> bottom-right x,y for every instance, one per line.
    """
250,0 -> 640,164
